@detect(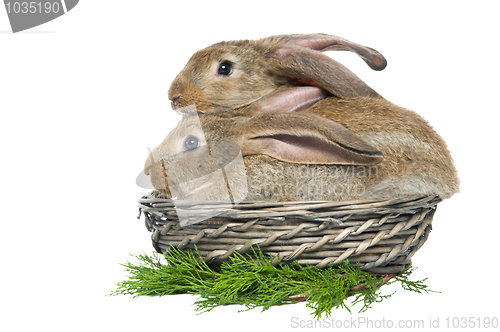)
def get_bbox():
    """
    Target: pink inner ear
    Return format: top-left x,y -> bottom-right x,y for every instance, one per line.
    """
292,36 -> 341,51
284,35 -> 387,71
257,134 -> 343,163
251,86 -> 330,115
249,134 -> 378,165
